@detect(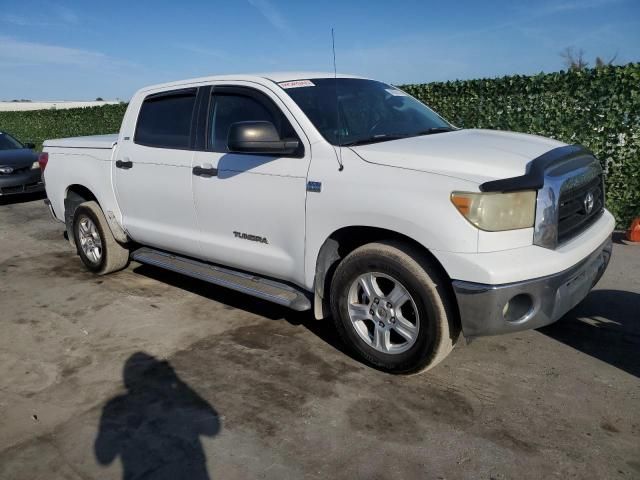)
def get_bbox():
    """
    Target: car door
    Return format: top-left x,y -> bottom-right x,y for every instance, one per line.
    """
114,88 -> 202,257
191,84 -> 310,285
